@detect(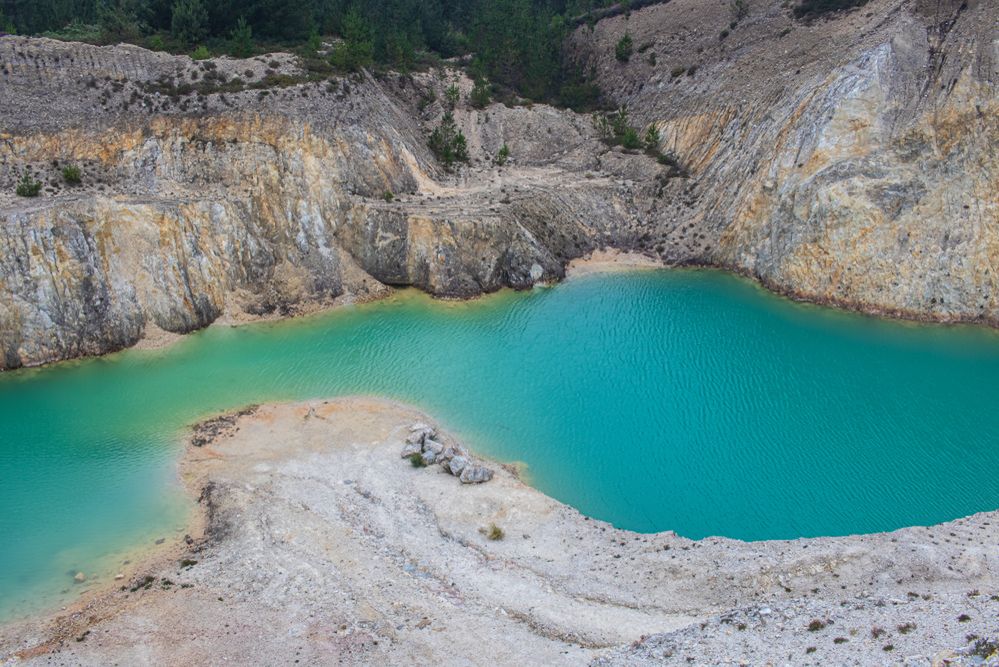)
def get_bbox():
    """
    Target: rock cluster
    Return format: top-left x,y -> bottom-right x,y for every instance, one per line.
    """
401,423 -> 494,484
